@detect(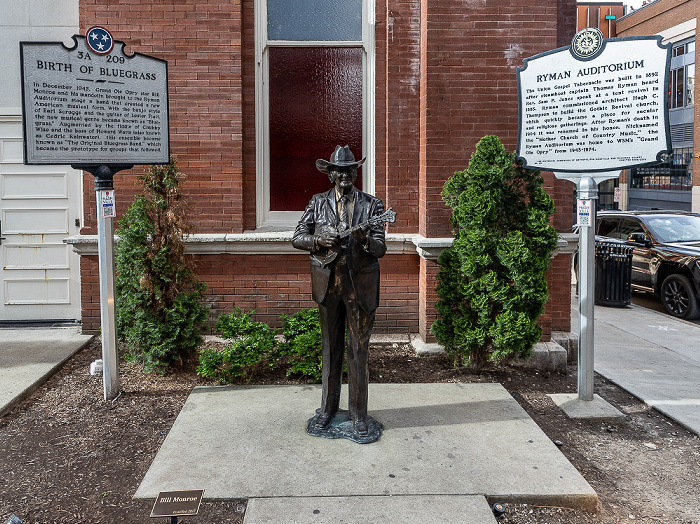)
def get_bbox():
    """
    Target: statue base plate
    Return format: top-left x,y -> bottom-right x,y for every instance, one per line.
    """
306,409 -> 383,444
